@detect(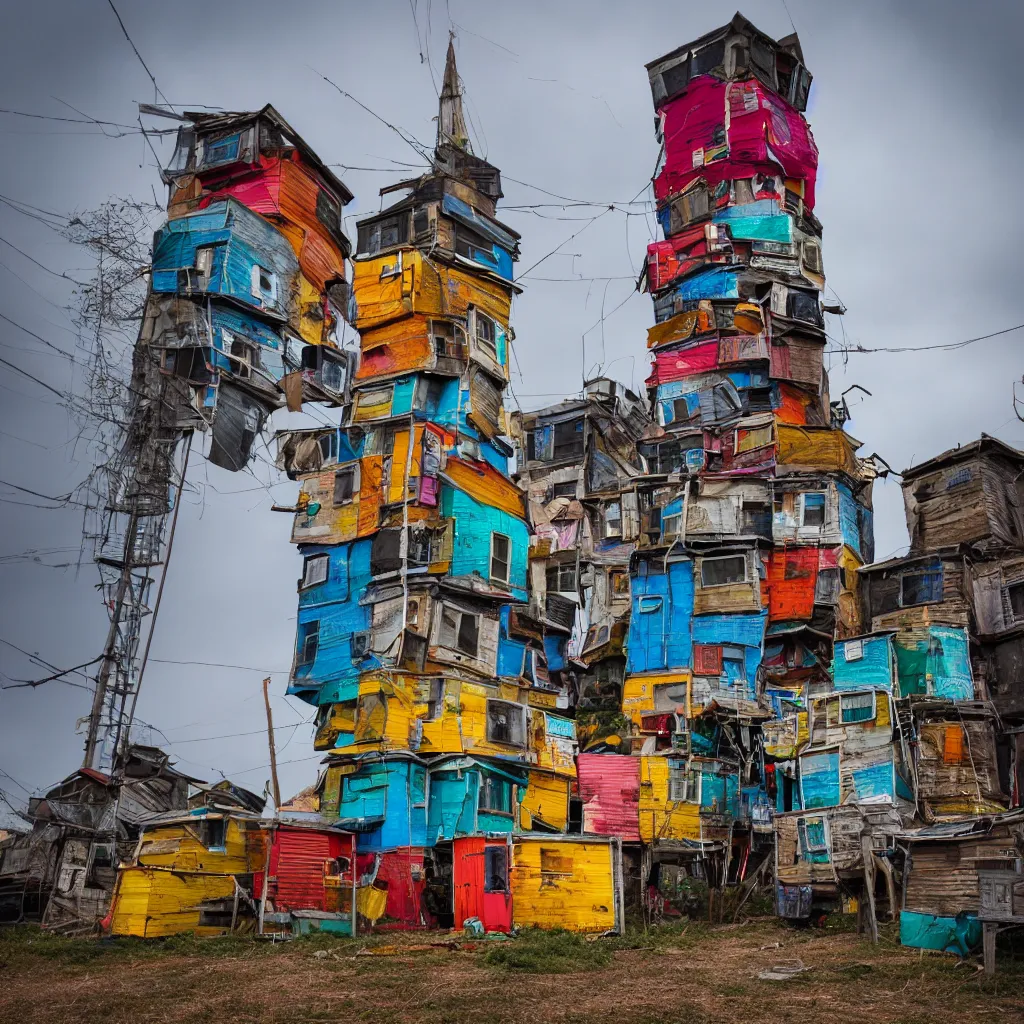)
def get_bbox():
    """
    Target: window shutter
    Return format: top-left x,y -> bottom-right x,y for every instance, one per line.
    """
693,644 -> 723,676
